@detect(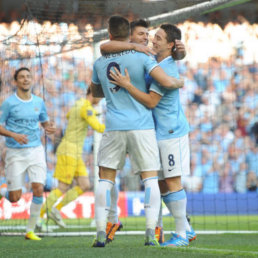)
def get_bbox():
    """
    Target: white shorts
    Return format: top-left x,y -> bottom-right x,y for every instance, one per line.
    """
98,130 -> 160,174
5,145 -> 47,191
158,134 -> 190,180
